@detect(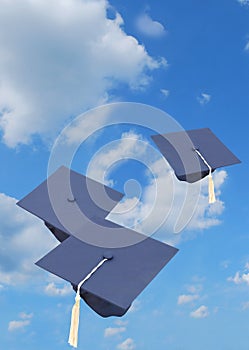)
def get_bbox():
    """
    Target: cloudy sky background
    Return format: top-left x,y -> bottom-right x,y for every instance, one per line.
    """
0,0 -> 248,349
